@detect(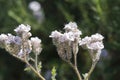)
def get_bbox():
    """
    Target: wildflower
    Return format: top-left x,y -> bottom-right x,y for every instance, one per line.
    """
60,32 -> 74,42
79,33 -> 104,61
49,30 -> 62,39
6,34 -> 22,45
91,33 -> 104,41
29,1 -> 41,12
14,24 -> 32,39
79,33 -> 104,50
31,37 -> 42,55
14,24 -> 31,33
87,41 -> 104,50
79,36 -> 91,47
64,22 -> 78,31
50,22 -> 82,60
